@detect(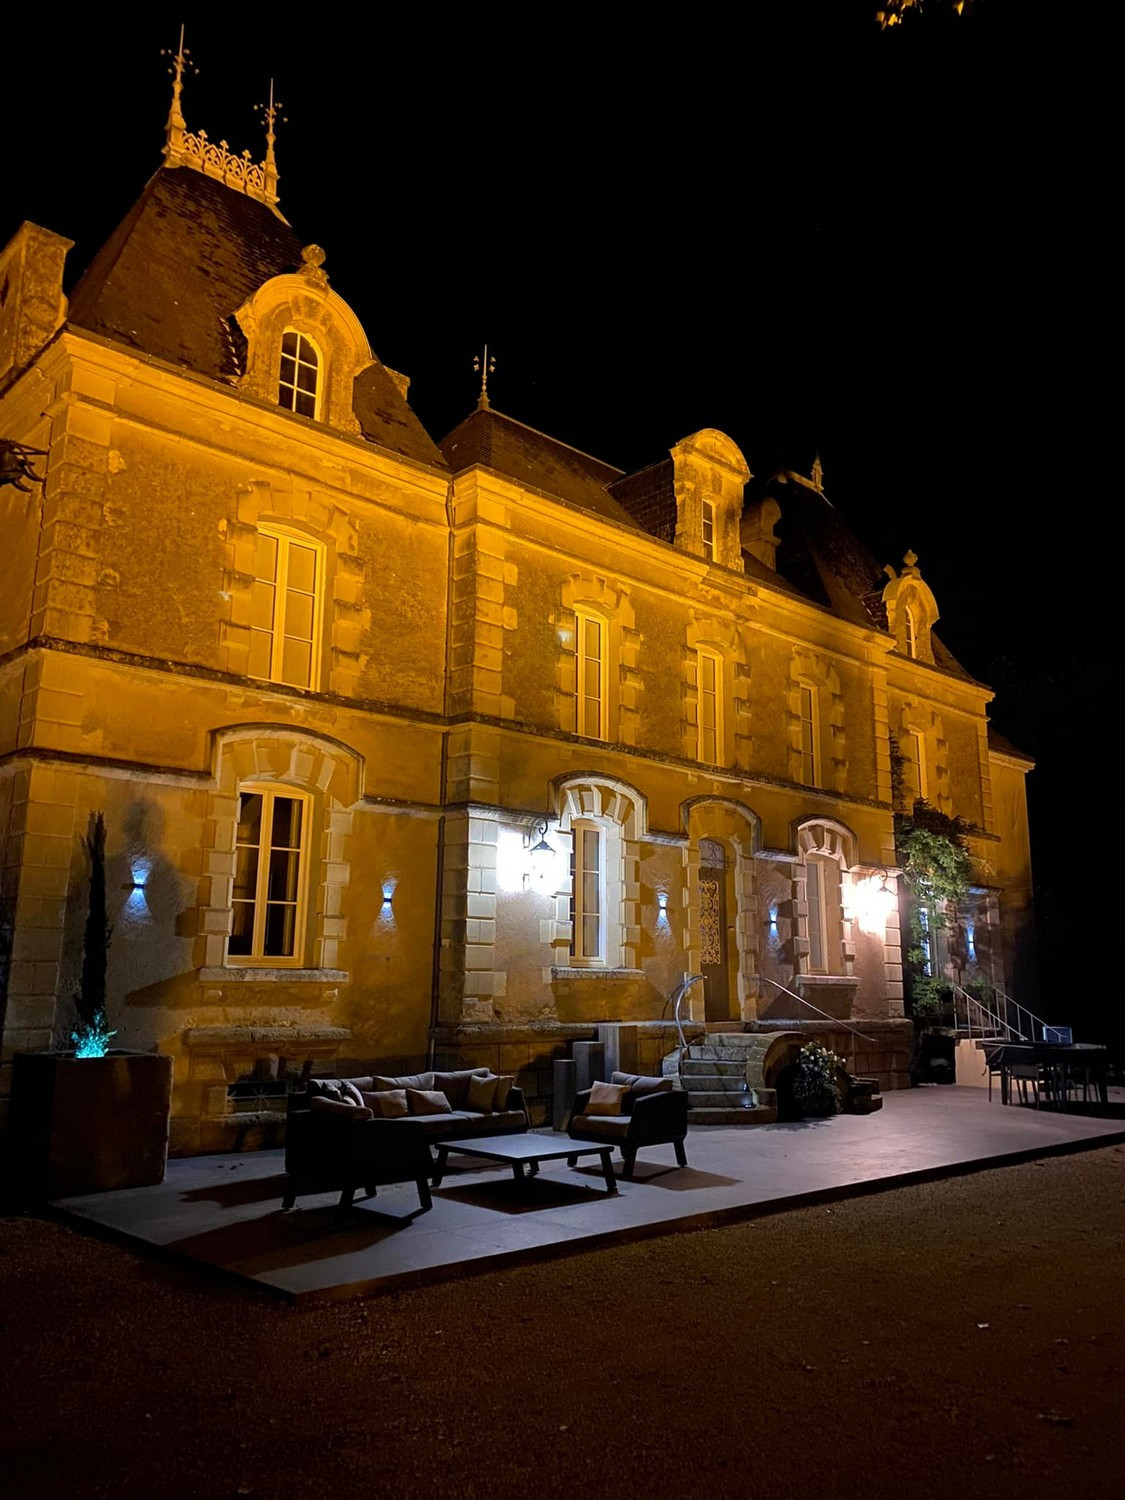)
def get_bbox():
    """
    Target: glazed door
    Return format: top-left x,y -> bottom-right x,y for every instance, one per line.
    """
699,839 -> 733,1022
